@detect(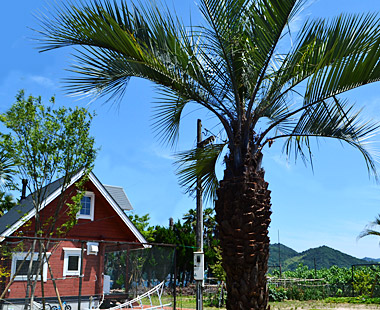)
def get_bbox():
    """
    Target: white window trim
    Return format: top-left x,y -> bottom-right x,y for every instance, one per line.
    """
77,191 -> 95,221
63,247 -> 82,277
11,252 -> 50,282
